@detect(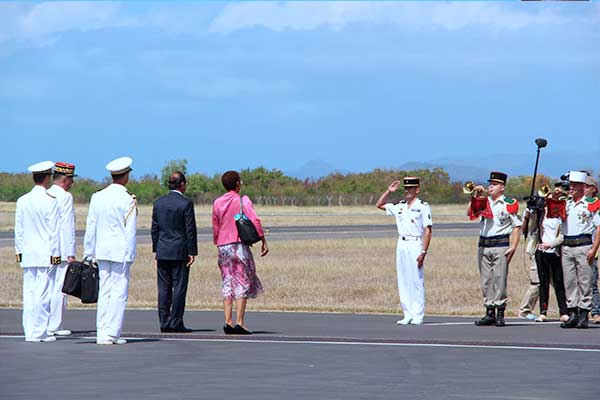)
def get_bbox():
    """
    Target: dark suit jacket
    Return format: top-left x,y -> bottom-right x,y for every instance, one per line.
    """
151,191 -> 198,260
